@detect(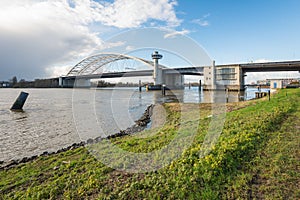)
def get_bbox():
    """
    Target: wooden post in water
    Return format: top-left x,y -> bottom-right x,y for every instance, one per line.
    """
11,91 -> 29,111
226,88 -> 229,103
199,80 -> 202,92
189,82 -> 191,89
162,84 -> 166,96
139,80 -> 142,92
